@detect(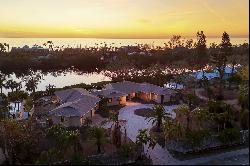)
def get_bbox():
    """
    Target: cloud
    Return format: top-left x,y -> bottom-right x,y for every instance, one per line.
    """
196,0 -> 229,26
